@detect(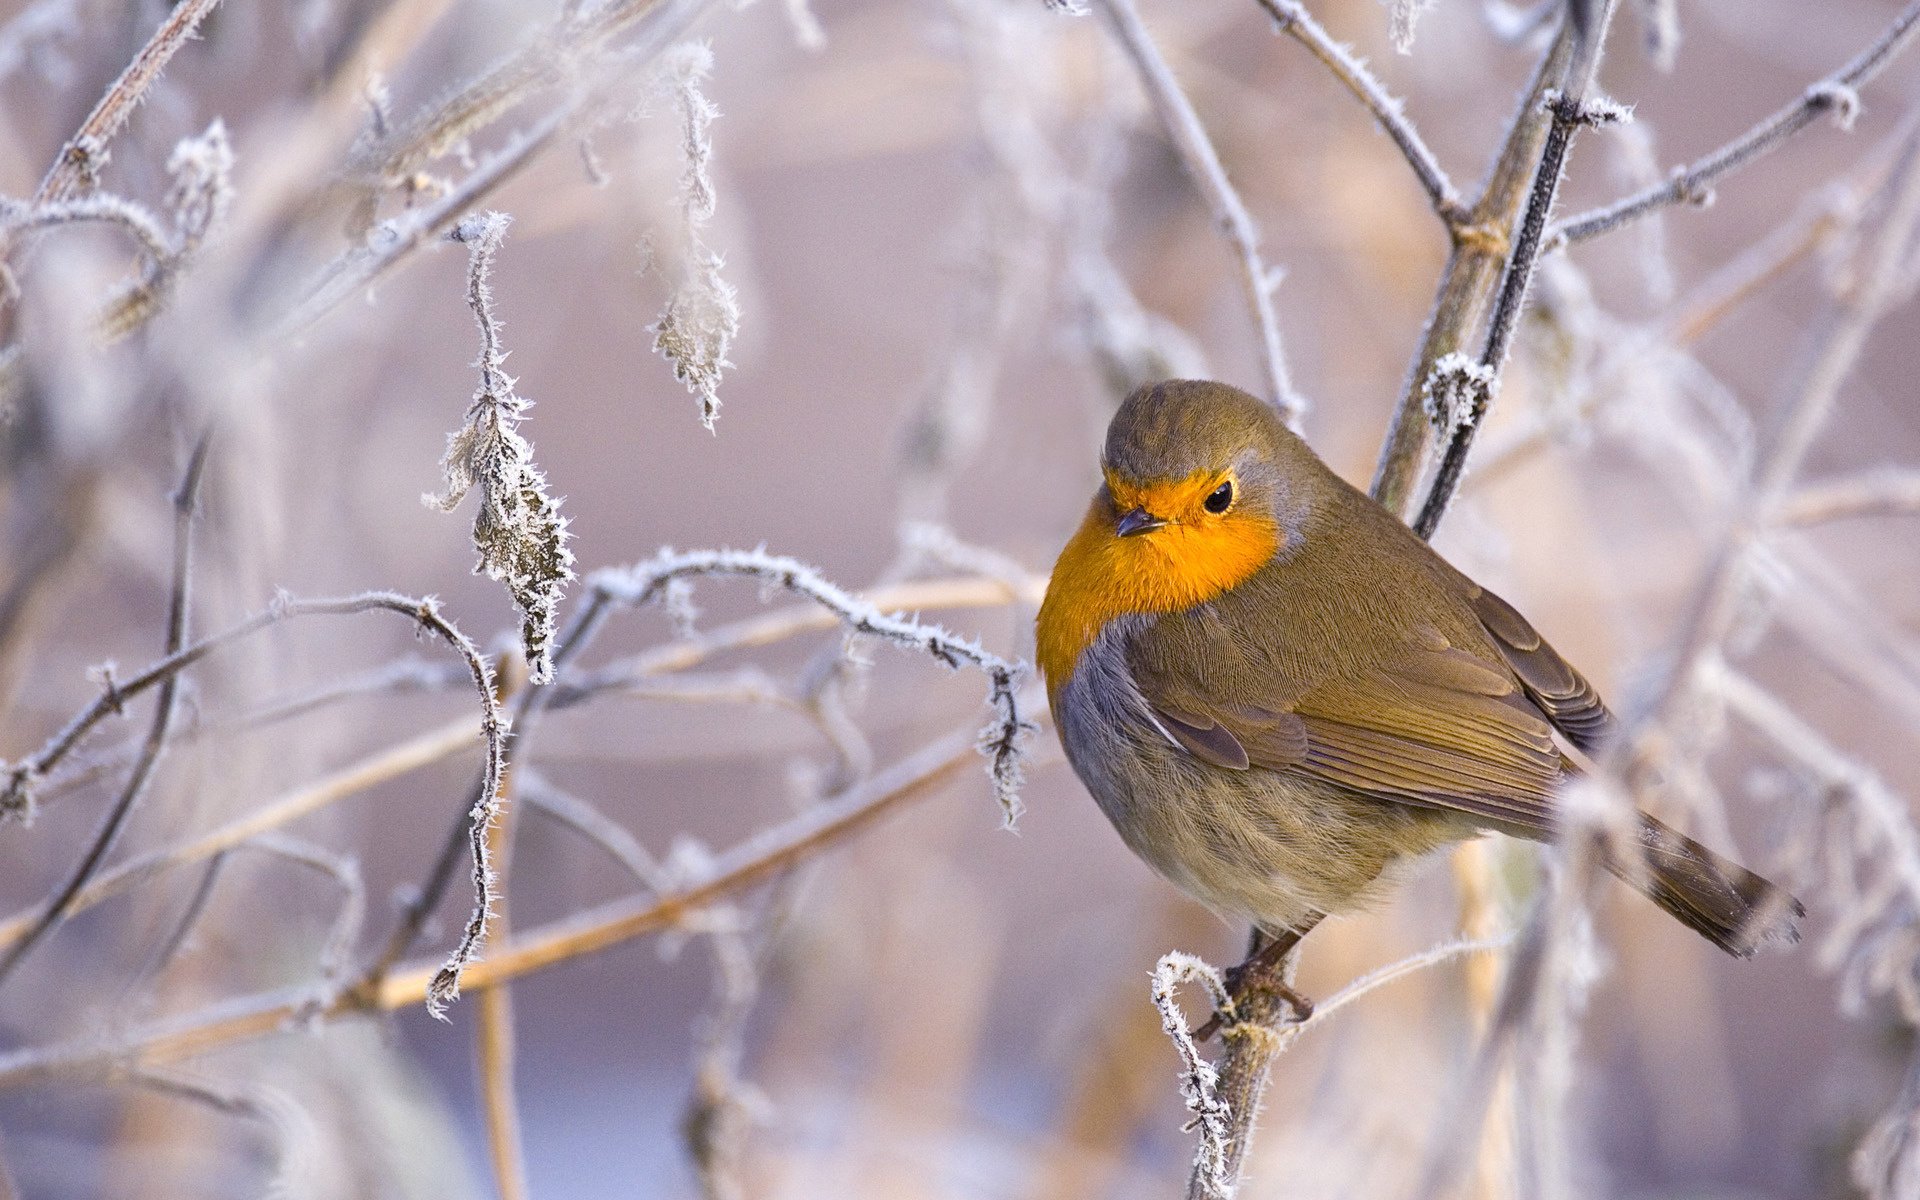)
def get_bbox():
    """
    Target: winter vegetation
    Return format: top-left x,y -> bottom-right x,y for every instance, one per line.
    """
1,0 -> 1918,1196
